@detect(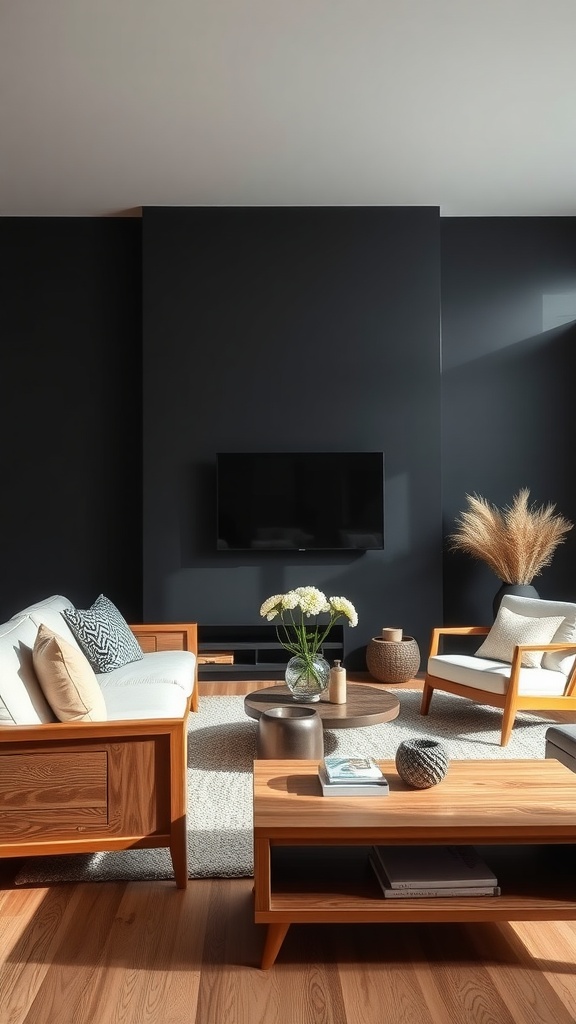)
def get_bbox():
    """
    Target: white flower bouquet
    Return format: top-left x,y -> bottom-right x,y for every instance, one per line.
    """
260,586 -> 358,684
